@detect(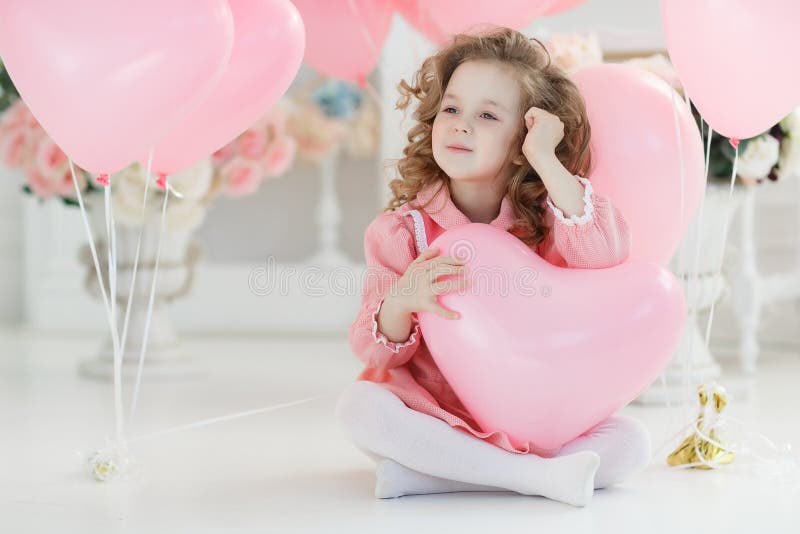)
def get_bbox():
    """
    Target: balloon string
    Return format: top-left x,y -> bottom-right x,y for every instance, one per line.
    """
68,161 -> 112,321
102,175 -> 125,444
652,97 -> 713,461
672,88 -> 691,429
127,393 -> 334,444
129,175 -> 171,421
670,88 -> 686,230
653,88 -> 685,462
119,149 -> 154,366
69,161 -> 125,444
703,143 -> 738,350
